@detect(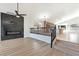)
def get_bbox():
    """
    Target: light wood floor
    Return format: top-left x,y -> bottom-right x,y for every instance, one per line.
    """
0,37 -> 65,56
